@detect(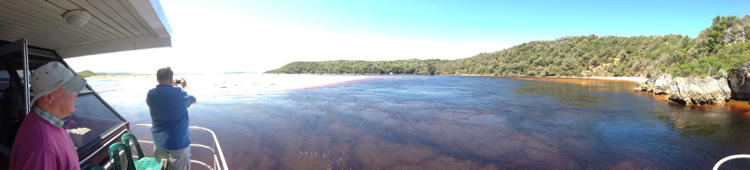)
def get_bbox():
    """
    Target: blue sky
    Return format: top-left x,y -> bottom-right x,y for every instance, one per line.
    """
67,0 -> 750,73
243,0 -> 744,42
